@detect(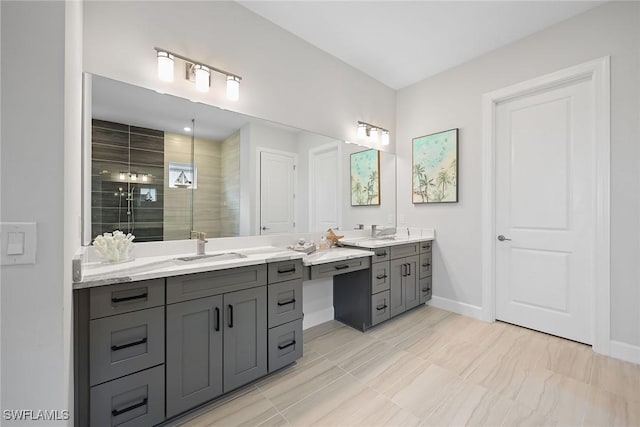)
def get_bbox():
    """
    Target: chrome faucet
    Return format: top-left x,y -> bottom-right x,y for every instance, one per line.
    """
191,231 -> 208,255
354,224 -> 364,230
371,224 -> 379,237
